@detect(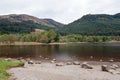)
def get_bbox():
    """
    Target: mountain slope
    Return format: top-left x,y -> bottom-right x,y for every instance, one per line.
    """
43,19 -> 64,28
59,13 -> 120,36
0,14 -> 63,34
